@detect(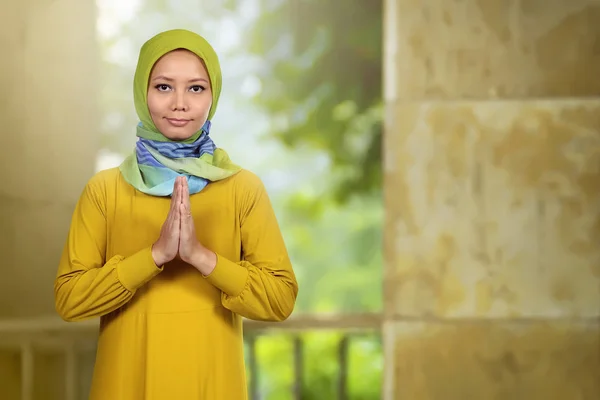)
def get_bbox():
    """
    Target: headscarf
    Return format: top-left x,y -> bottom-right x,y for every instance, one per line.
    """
119,29 -> 241,197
